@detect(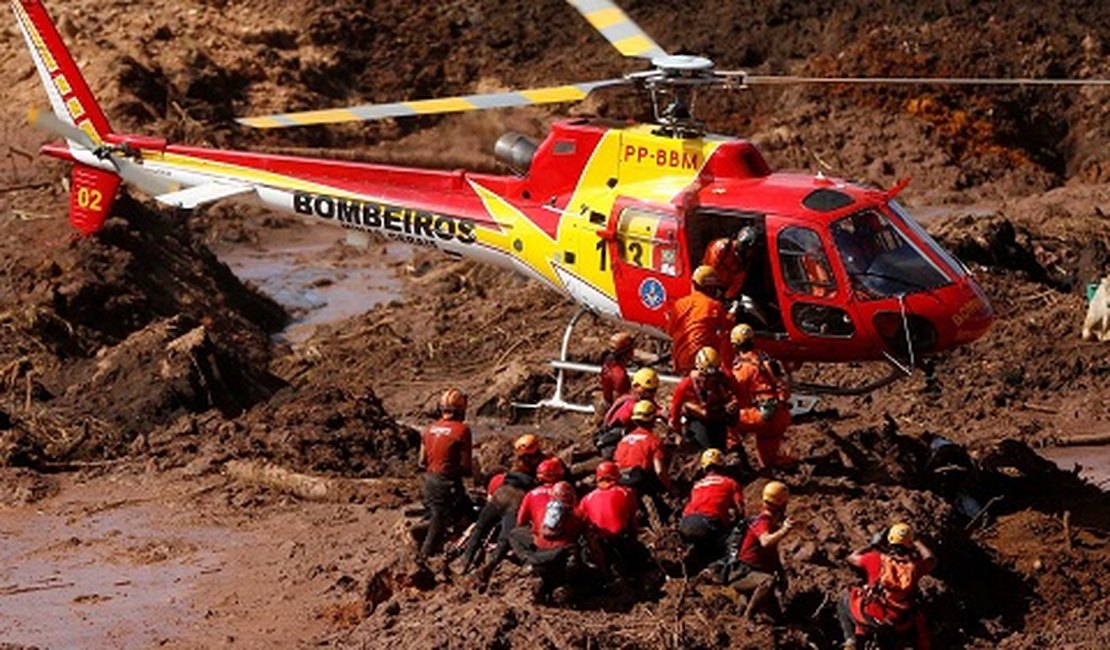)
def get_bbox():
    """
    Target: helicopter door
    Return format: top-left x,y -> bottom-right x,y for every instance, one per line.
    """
773,224 -> 859,349
607,203 -> 684,331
